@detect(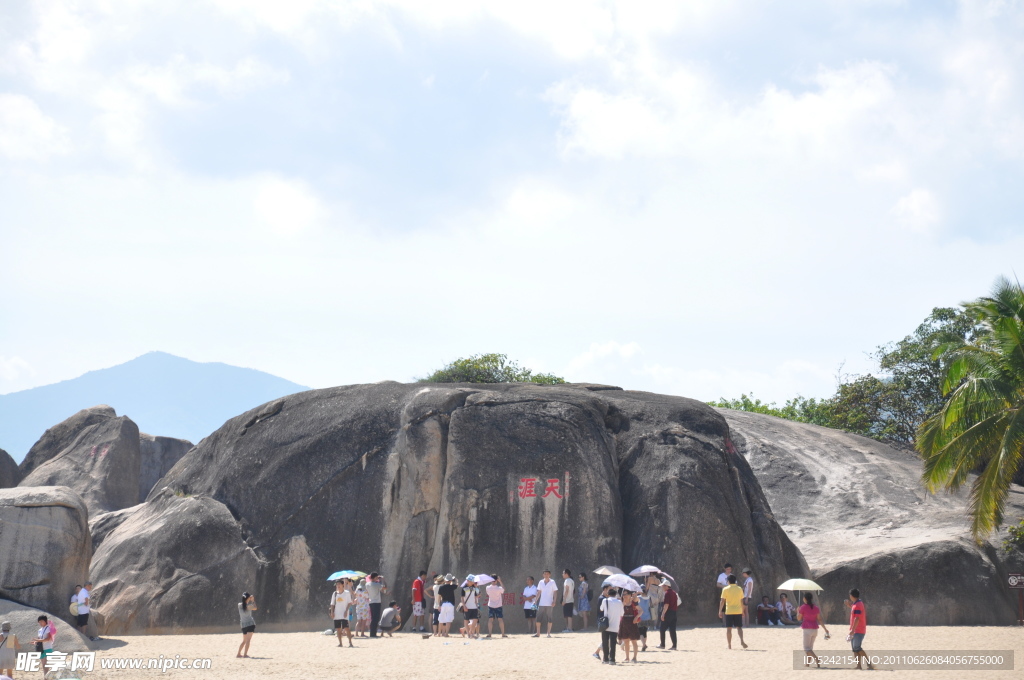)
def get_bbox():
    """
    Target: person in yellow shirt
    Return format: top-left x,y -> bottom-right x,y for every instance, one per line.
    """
718,574 -> 748,649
